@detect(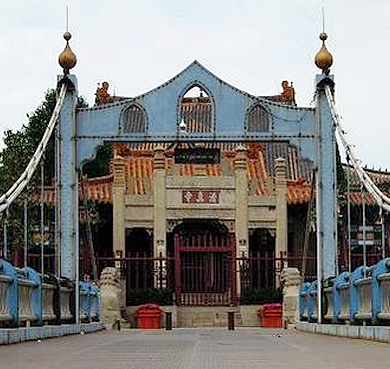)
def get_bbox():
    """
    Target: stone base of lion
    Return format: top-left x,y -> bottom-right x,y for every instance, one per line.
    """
99,267 -> 125,330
